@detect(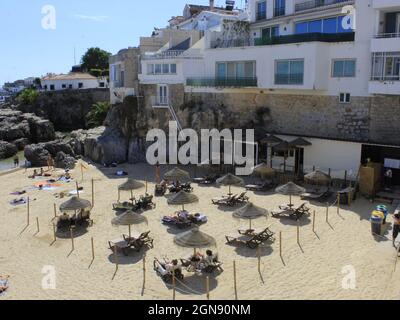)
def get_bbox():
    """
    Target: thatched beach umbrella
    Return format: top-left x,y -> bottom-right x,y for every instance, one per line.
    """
253,163 -> 275,177
112,210 -> 148,238
275,182 -> 306,206
60,196 -> 91,213
233,202 -> 268,230
164,167 -> 190,182
216,173 -> 244,195
168,190 -> 199,211
304,170 -> 331,185
174,227 -> 216,251
118,178 -> 145,202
